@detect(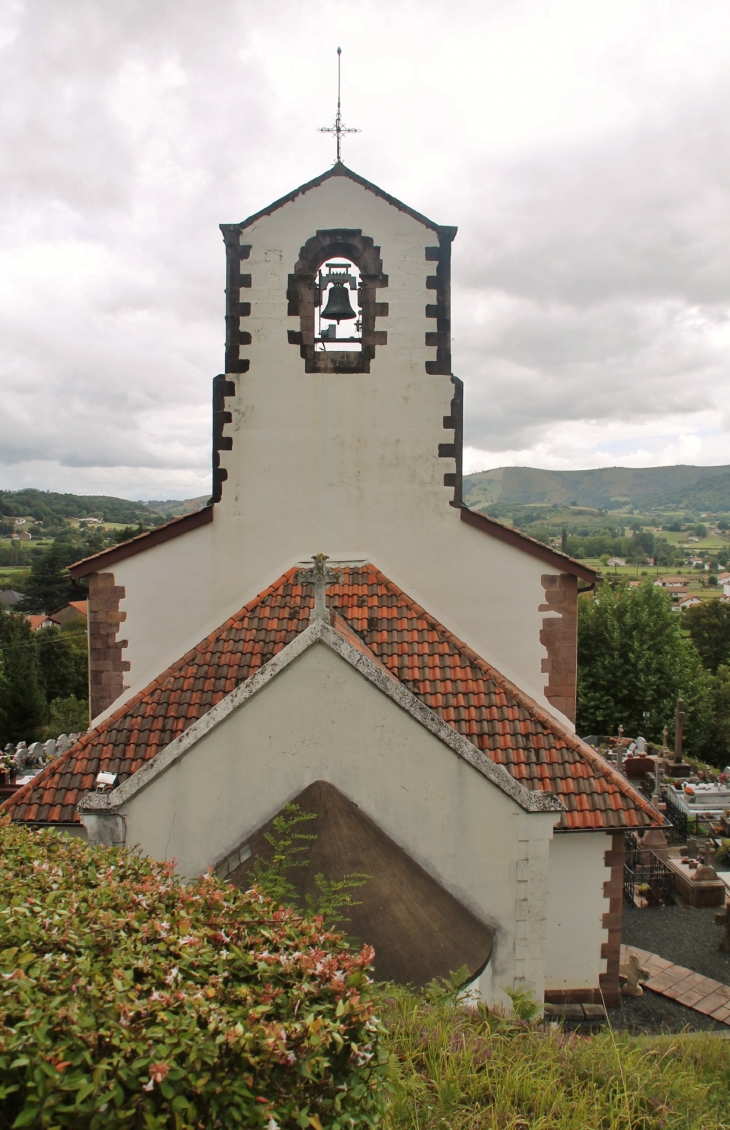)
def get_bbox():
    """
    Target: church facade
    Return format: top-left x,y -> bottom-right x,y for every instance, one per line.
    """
2,165 -> 661,1009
